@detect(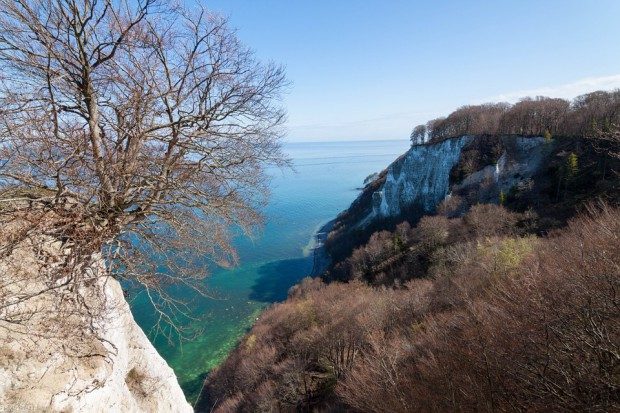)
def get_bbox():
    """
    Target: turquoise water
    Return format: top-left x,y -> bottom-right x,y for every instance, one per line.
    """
130,139 -> 410,403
